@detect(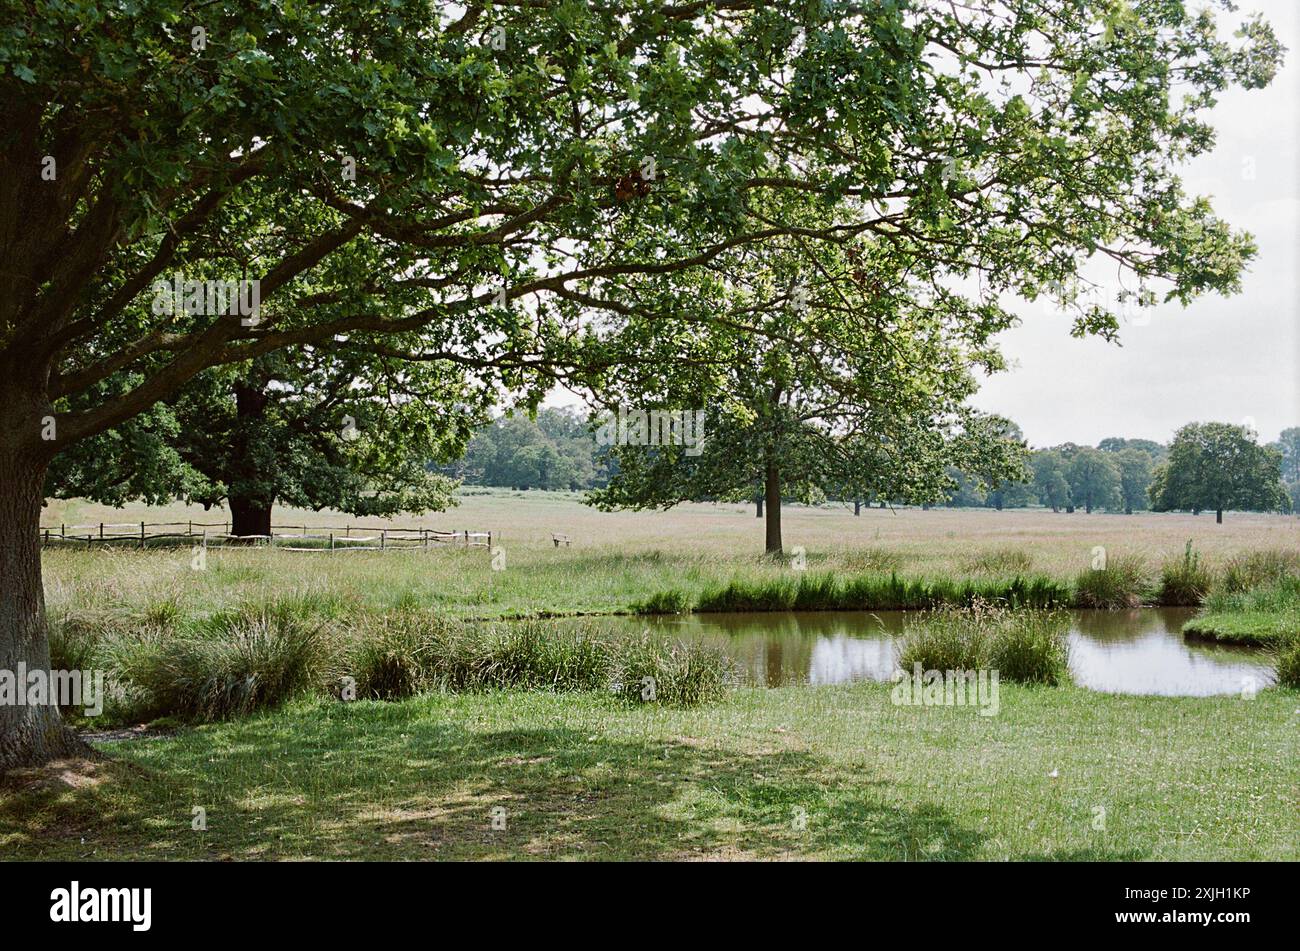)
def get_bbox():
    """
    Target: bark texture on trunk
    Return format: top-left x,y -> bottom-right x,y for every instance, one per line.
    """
763,456 -> 782,555
755,495 -> 763,518
0,446 -> 87,771
854,500 -> 861,516
1216,508 -> 1223,524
